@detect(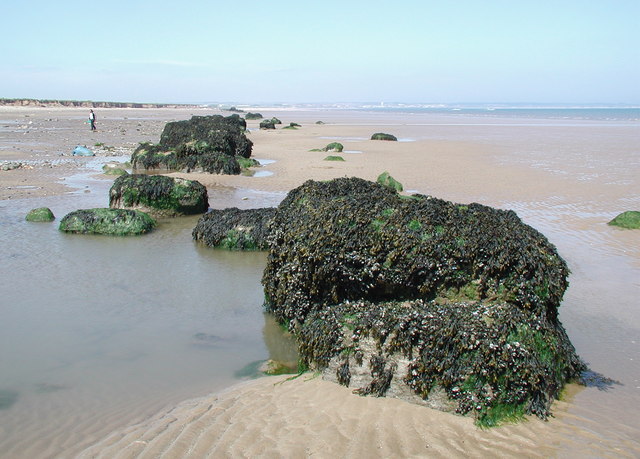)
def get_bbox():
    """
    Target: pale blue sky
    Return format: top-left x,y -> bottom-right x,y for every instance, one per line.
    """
2,0 -> 638,104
